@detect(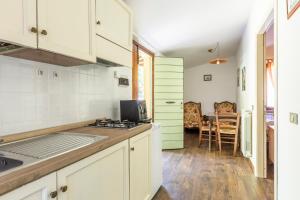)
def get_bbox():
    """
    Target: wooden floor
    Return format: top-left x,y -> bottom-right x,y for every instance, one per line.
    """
153,130 -> 274,200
